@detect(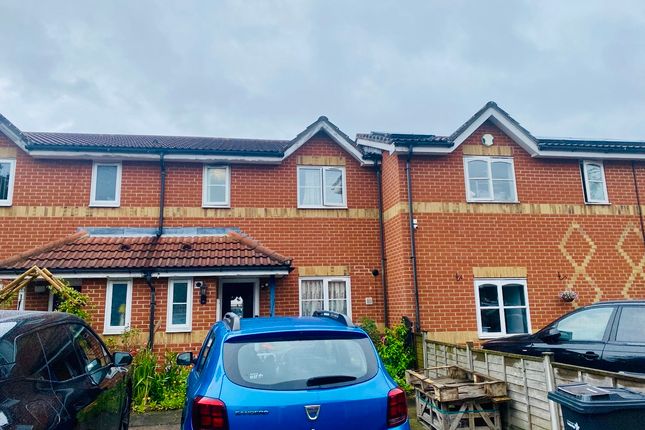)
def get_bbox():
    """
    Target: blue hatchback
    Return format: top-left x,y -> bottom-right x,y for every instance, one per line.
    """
177,311 -> 410,430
